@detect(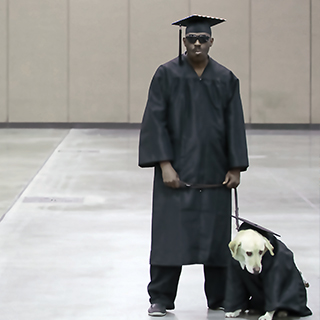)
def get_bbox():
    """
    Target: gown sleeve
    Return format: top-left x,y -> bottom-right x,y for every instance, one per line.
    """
225,76 -> 249,171
138,66 -> 174,168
